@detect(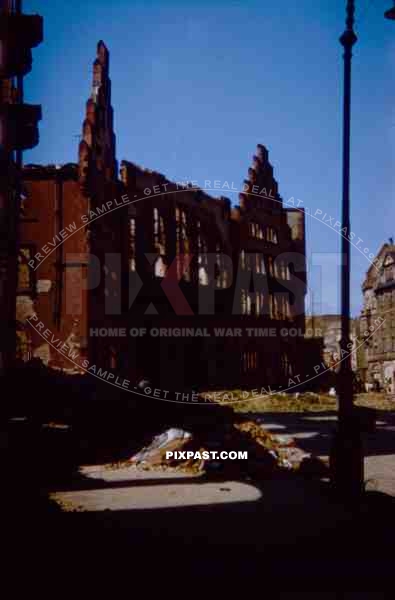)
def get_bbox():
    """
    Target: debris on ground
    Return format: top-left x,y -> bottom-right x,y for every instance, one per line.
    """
104,416 -> 328,480
130,428 -> 194,468
233,420 -> 279,450
232,419 -> 316,472
129,427 -> 206,470
42,422 -> 71,431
